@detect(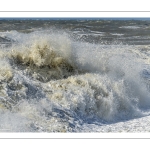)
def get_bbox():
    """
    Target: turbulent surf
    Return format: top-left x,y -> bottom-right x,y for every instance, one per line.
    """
0,19 -> 150,132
